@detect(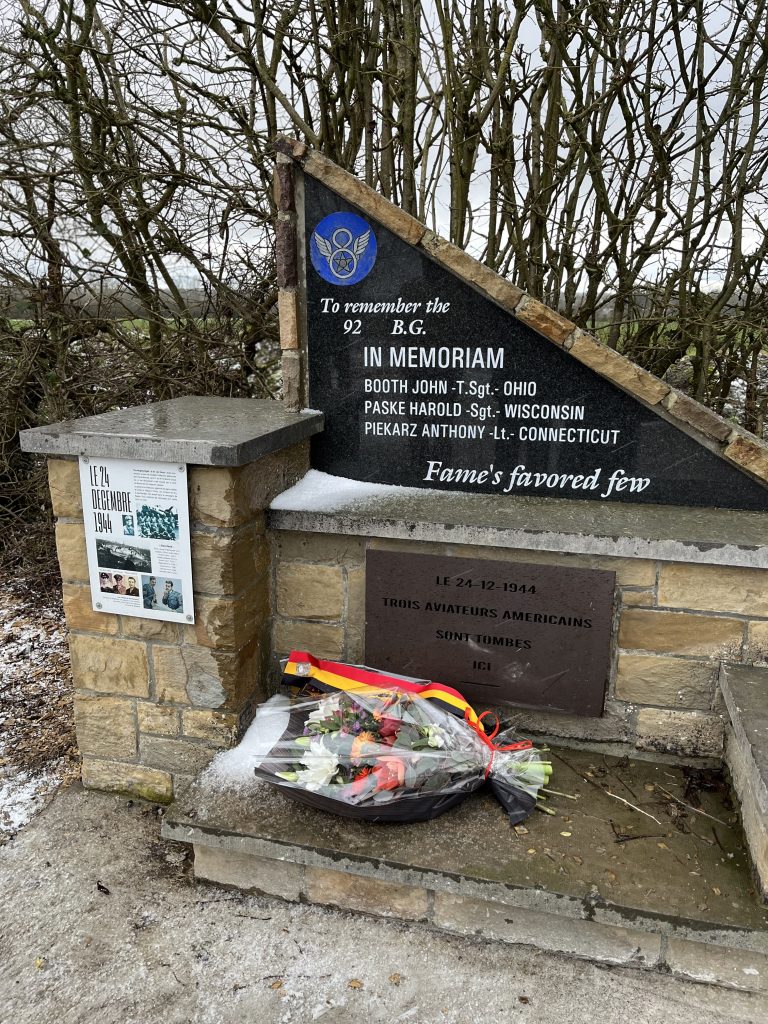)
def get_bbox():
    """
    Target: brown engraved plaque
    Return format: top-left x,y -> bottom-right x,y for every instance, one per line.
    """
365,551 -> 615,716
